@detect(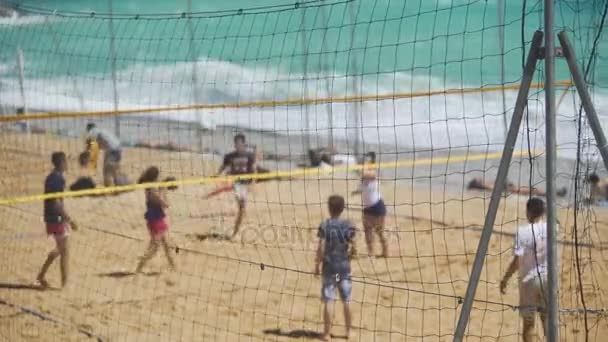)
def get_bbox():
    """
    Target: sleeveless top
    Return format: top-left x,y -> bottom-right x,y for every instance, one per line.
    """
144,189 -> 165,221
